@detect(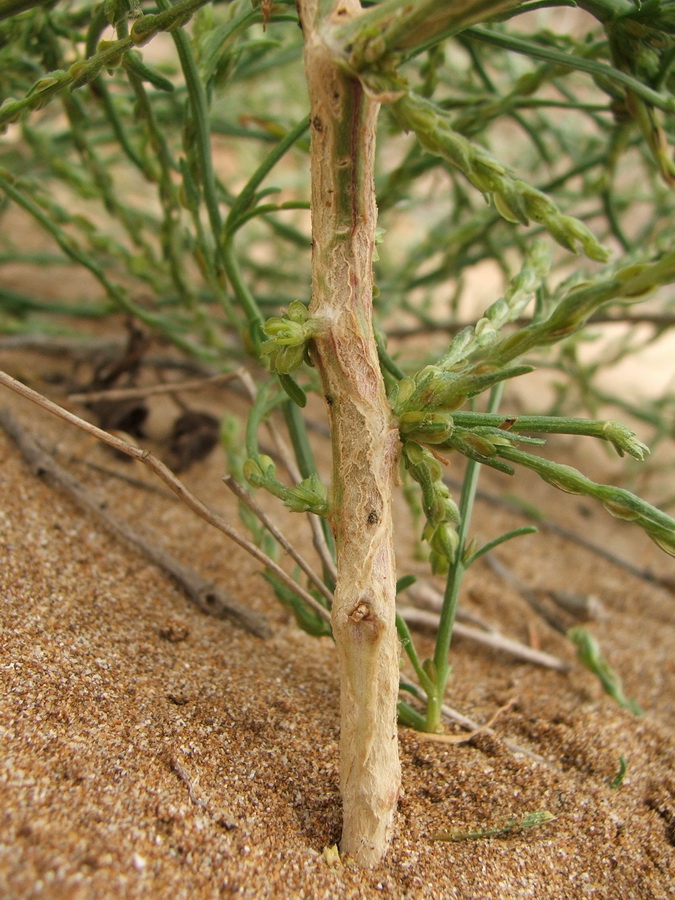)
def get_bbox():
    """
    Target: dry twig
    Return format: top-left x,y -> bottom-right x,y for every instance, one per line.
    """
416,698 -> 516,744
0,407 -> 271,638
439,702 -> 547,765
0,370 -> 331,626
223,475 -> 334,607
398,606 -> 570,672
68,370 -> 245,403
